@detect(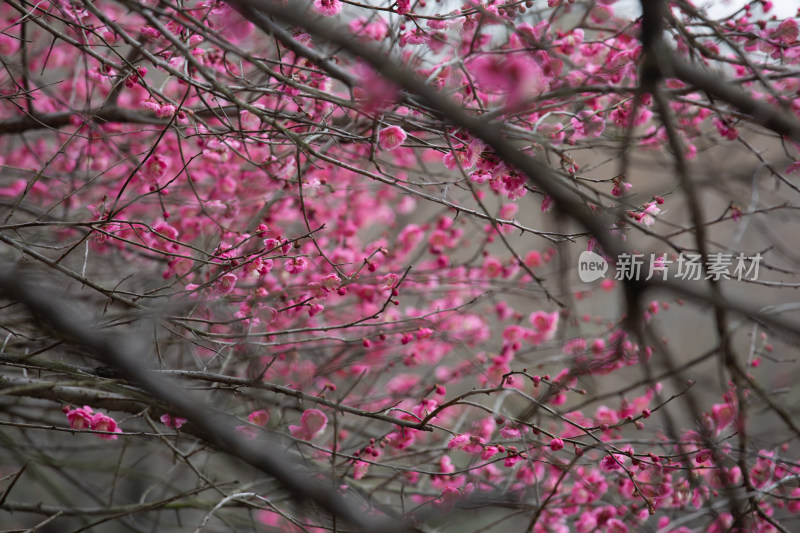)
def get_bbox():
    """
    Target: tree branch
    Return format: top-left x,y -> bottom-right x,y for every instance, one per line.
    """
0,265 -> 417,533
